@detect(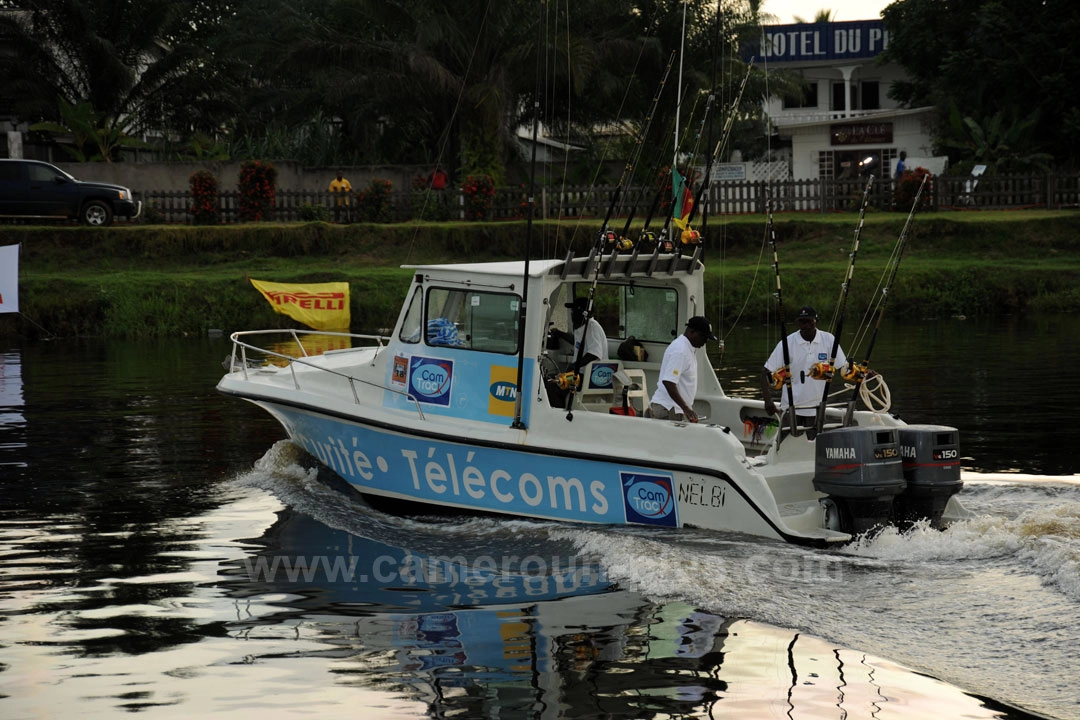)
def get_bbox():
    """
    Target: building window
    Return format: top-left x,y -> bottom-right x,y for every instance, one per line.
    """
818,151 -> 834,180
885,148 -> 898,177
831,82 -> 848,112
860,81 -> 880,110
782,81 -> 818,109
